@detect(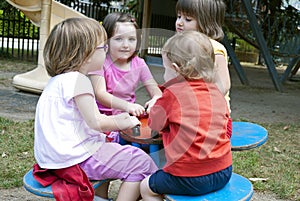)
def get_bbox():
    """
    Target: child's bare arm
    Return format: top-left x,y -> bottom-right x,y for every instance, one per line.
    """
90,74 -> 145,116
90,74 -> 116,108
74,93 -> 140,132
143,78 -> 162,112
214,54 -> 231,95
